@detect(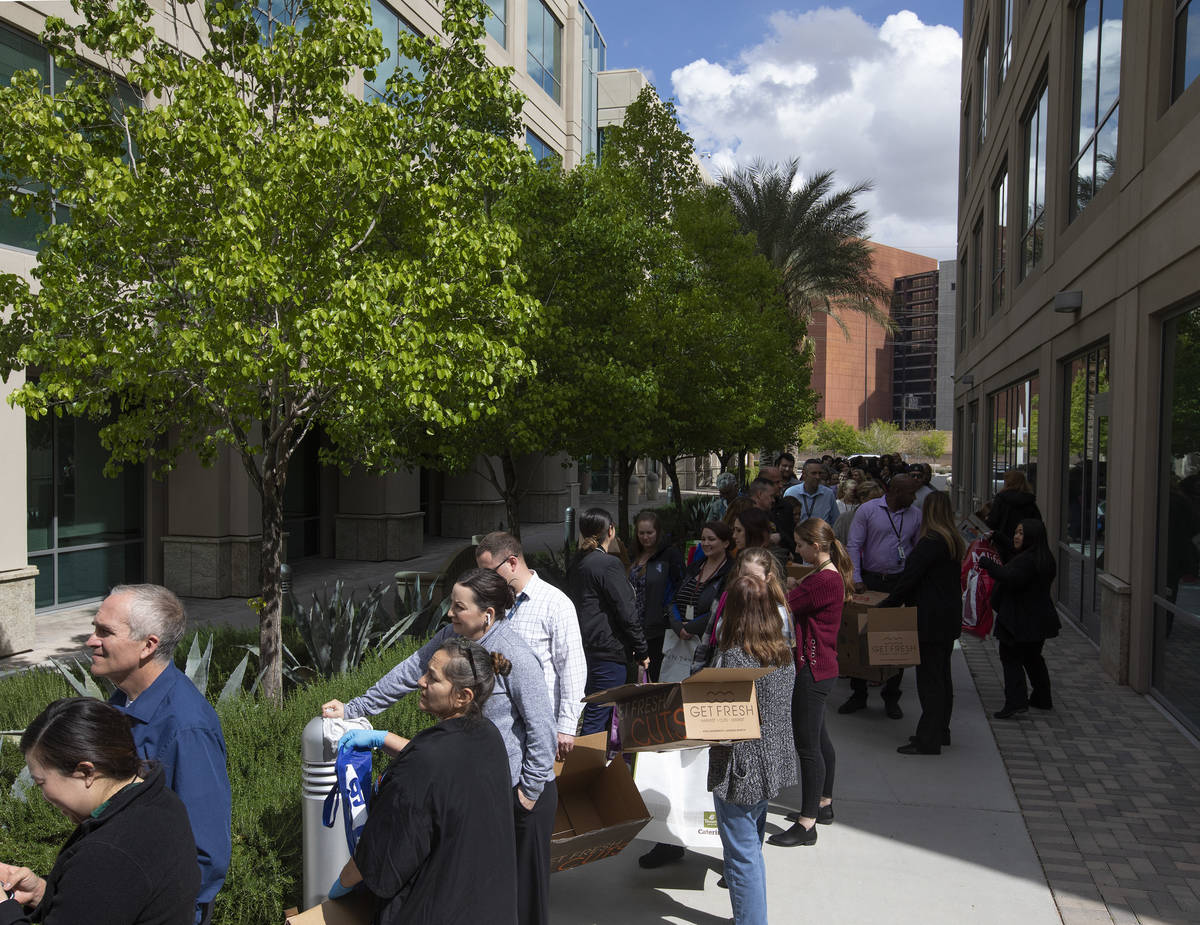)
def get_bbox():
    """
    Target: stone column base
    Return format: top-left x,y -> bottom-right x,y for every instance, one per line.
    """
1098,571 -> 1132,685
519,489 -> 569,524
335,513 -> 424,561
163,535 -> 261,599
440,500 -> 507,538
0,566 -> 37,656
